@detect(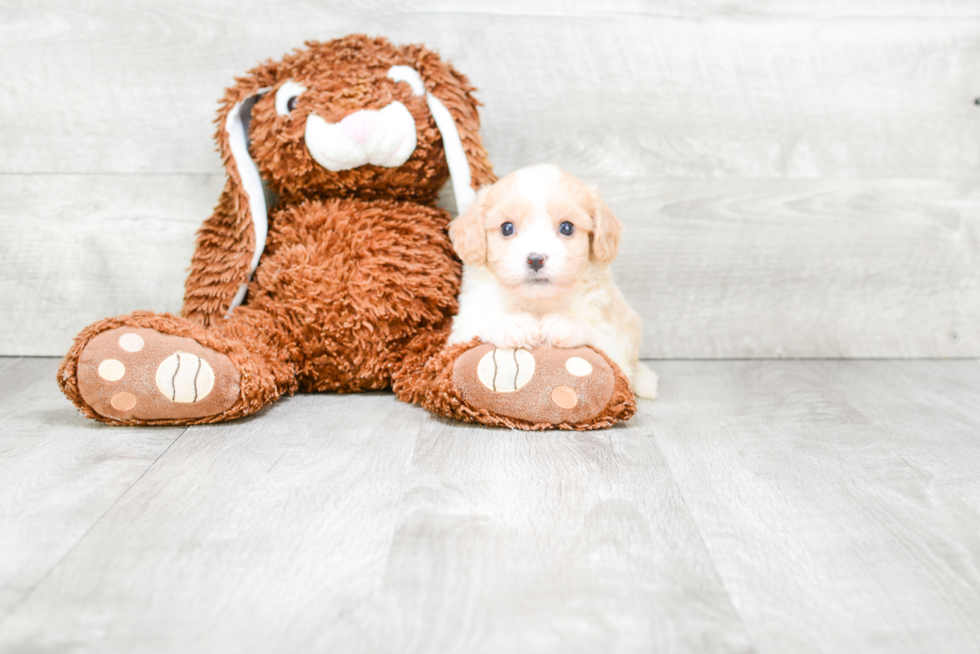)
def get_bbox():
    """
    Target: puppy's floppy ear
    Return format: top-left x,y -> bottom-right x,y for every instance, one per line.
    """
589,188 -> 623,265
182,61 -> 278,325
449,185 -> 491,266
